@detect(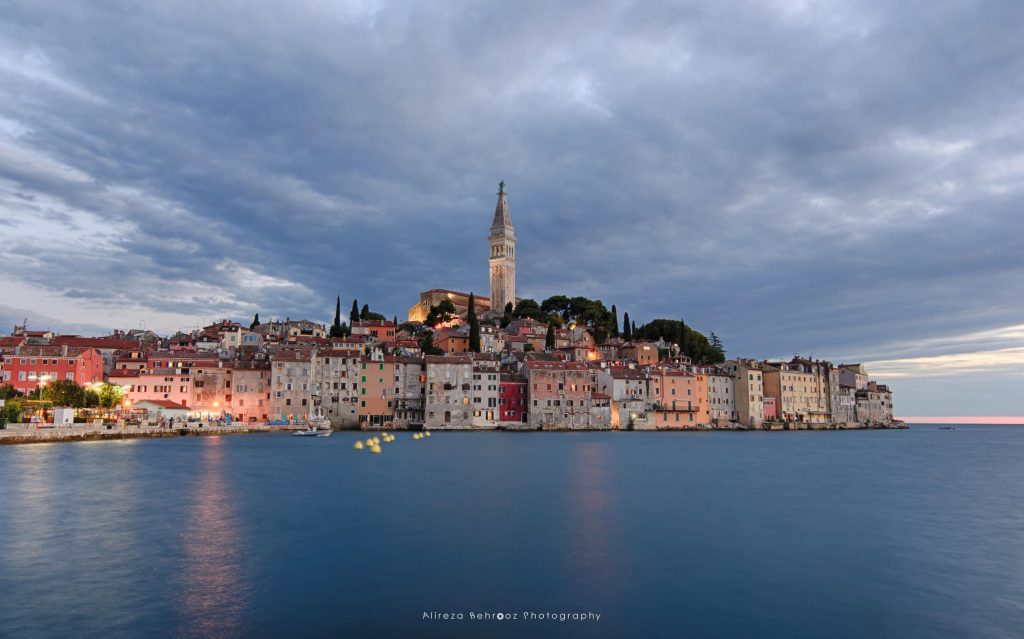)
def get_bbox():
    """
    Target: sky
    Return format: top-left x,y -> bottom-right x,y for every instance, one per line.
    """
0,1 -> 1022,417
